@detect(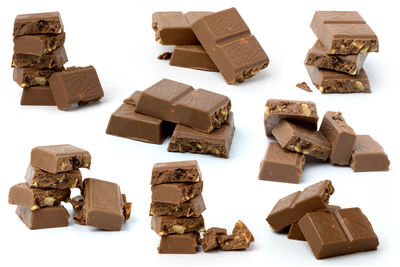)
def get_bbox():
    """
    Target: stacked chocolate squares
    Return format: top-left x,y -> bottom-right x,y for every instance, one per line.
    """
259,99 -> 390,183
106,78 -> 235,158
304,11 -> 378,93
152,8 -> 270,84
